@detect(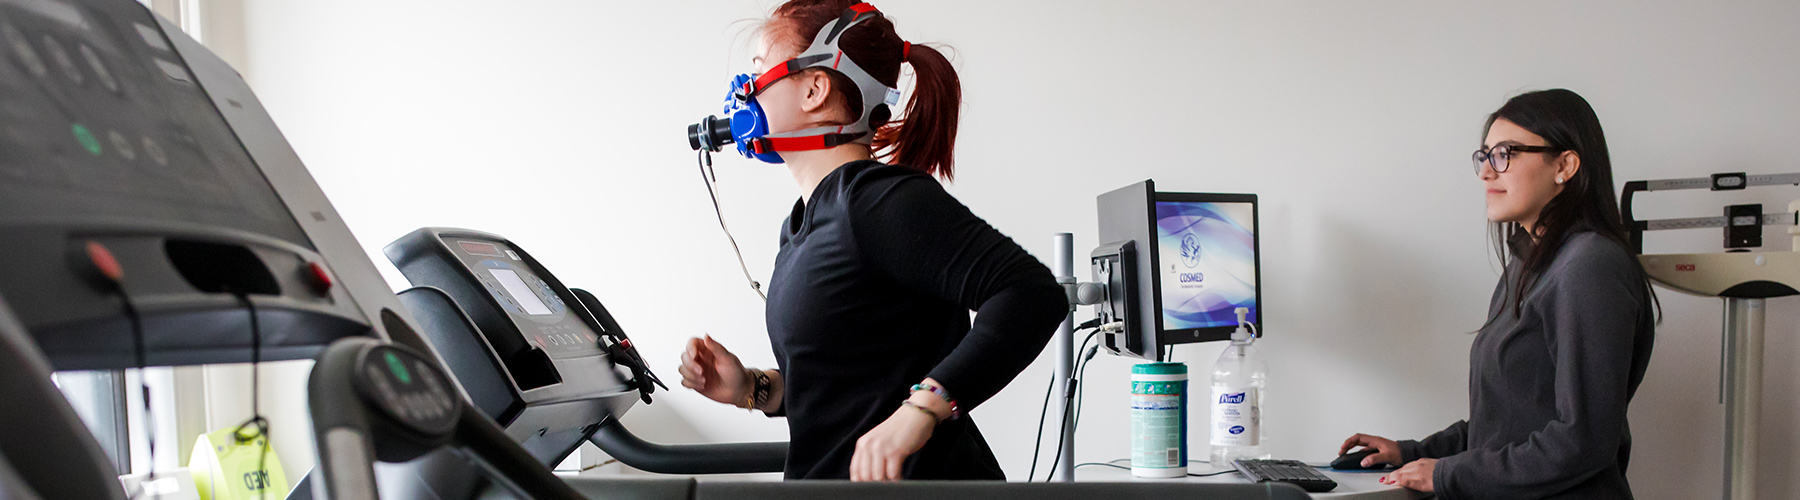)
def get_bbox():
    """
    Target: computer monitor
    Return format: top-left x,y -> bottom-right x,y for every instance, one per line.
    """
1095,180 -> 1262,359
